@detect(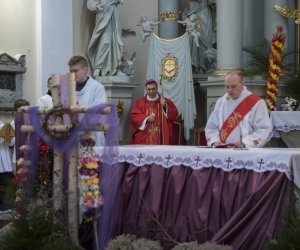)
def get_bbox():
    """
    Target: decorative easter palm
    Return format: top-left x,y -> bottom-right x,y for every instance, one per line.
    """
265,26 -> 286,111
